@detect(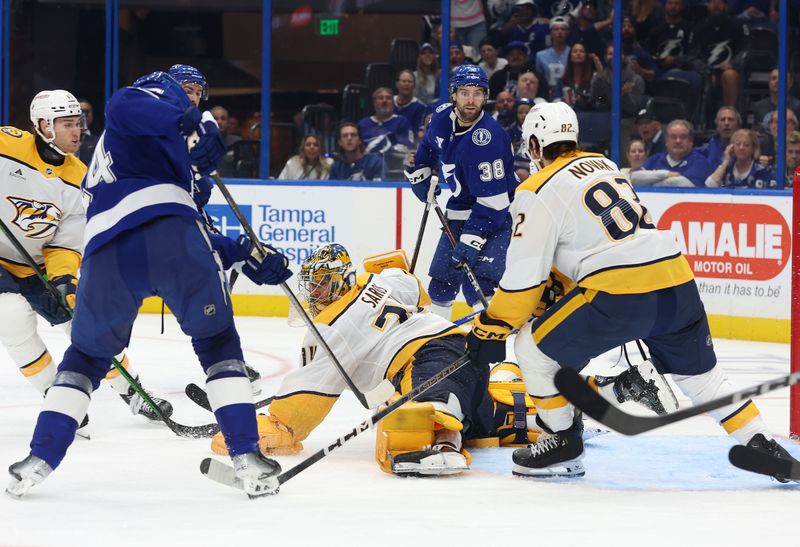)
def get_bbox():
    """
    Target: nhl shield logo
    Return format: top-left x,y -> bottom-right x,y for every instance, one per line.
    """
6,196 -> 62,239
472,128 -> 492,146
